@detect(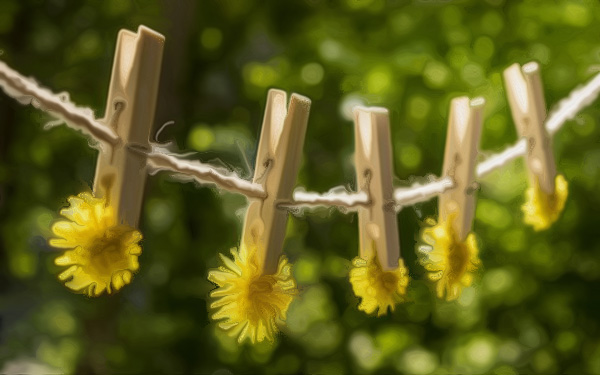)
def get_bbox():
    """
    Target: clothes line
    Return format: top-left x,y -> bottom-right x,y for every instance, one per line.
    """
0,61 -> 119,146
147,147 -> 267,199
0,57 -> 599,211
